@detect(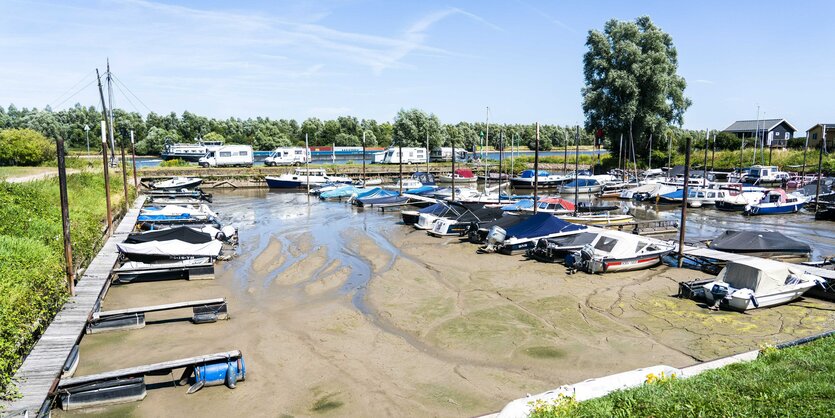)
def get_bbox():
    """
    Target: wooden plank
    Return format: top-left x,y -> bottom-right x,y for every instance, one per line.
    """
94,298 -> 226,319
58,350 -> 242,388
